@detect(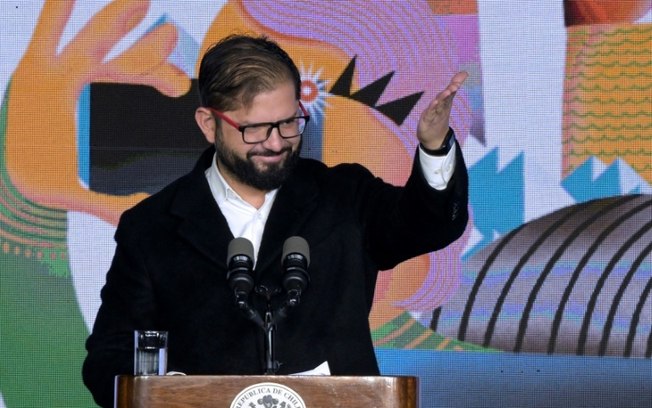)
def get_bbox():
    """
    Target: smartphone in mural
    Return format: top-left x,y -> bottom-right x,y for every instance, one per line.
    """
86,80 -> 207,195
